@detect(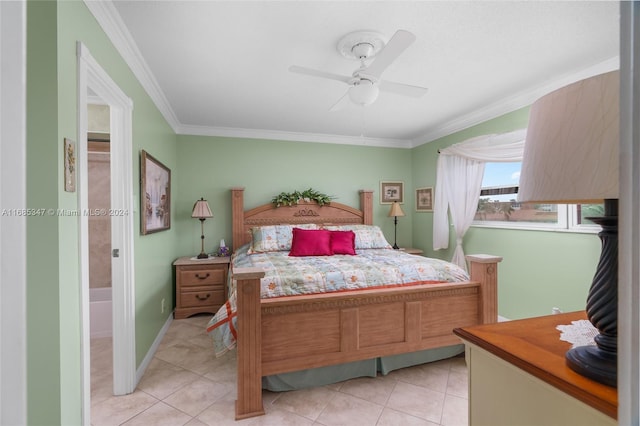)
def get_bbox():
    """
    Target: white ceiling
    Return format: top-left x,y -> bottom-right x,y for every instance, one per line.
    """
91,1 -> 620,148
